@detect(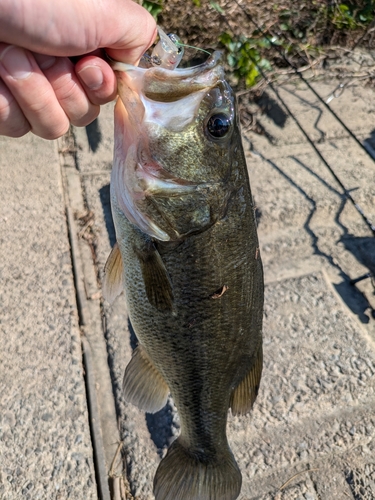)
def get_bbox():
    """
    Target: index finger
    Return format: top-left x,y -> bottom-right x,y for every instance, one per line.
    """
0,44 -> 69,139
103,1 -> 157,65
